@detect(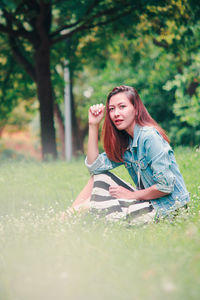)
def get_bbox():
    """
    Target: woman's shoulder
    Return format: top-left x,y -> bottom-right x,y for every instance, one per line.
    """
138,126 -> 165,144
139,126 -> 158,137
140,125 -> 155,132
134,124 -> 169,150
